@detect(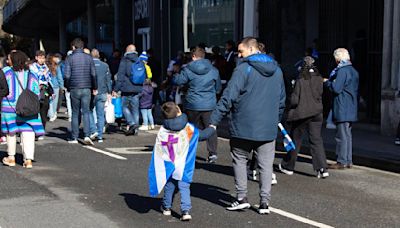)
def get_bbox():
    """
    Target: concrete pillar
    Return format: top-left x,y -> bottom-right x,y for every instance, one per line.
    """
381,0 -> 400,136
87,0 -> 96,49
114,0 -> 120,50
243,0 -> 258,37
58,10 -> 67,54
